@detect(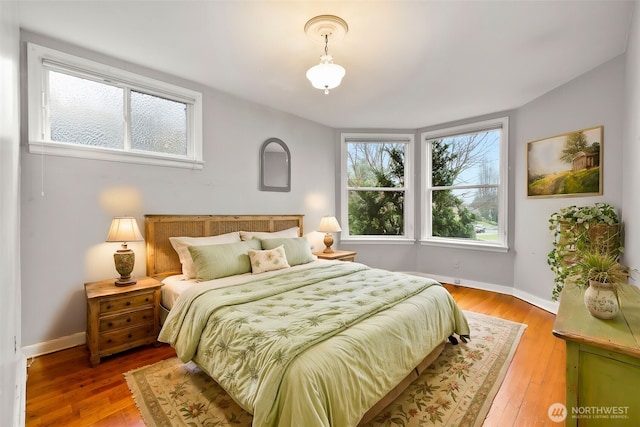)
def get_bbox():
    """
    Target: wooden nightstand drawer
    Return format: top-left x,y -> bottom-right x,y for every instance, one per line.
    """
99,307 -> 155,332
99,292 -> 154,314
99,323 -> 156,351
